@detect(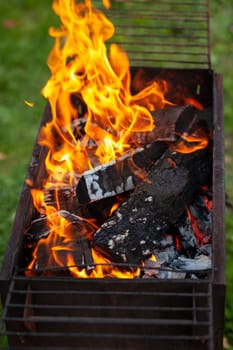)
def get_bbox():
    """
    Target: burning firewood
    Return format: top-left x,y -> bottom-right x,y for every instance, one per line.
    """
76,105 -> 210,204
76,141 -> 167,204
25,210 -> 95,272
92,133 -> 212,265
